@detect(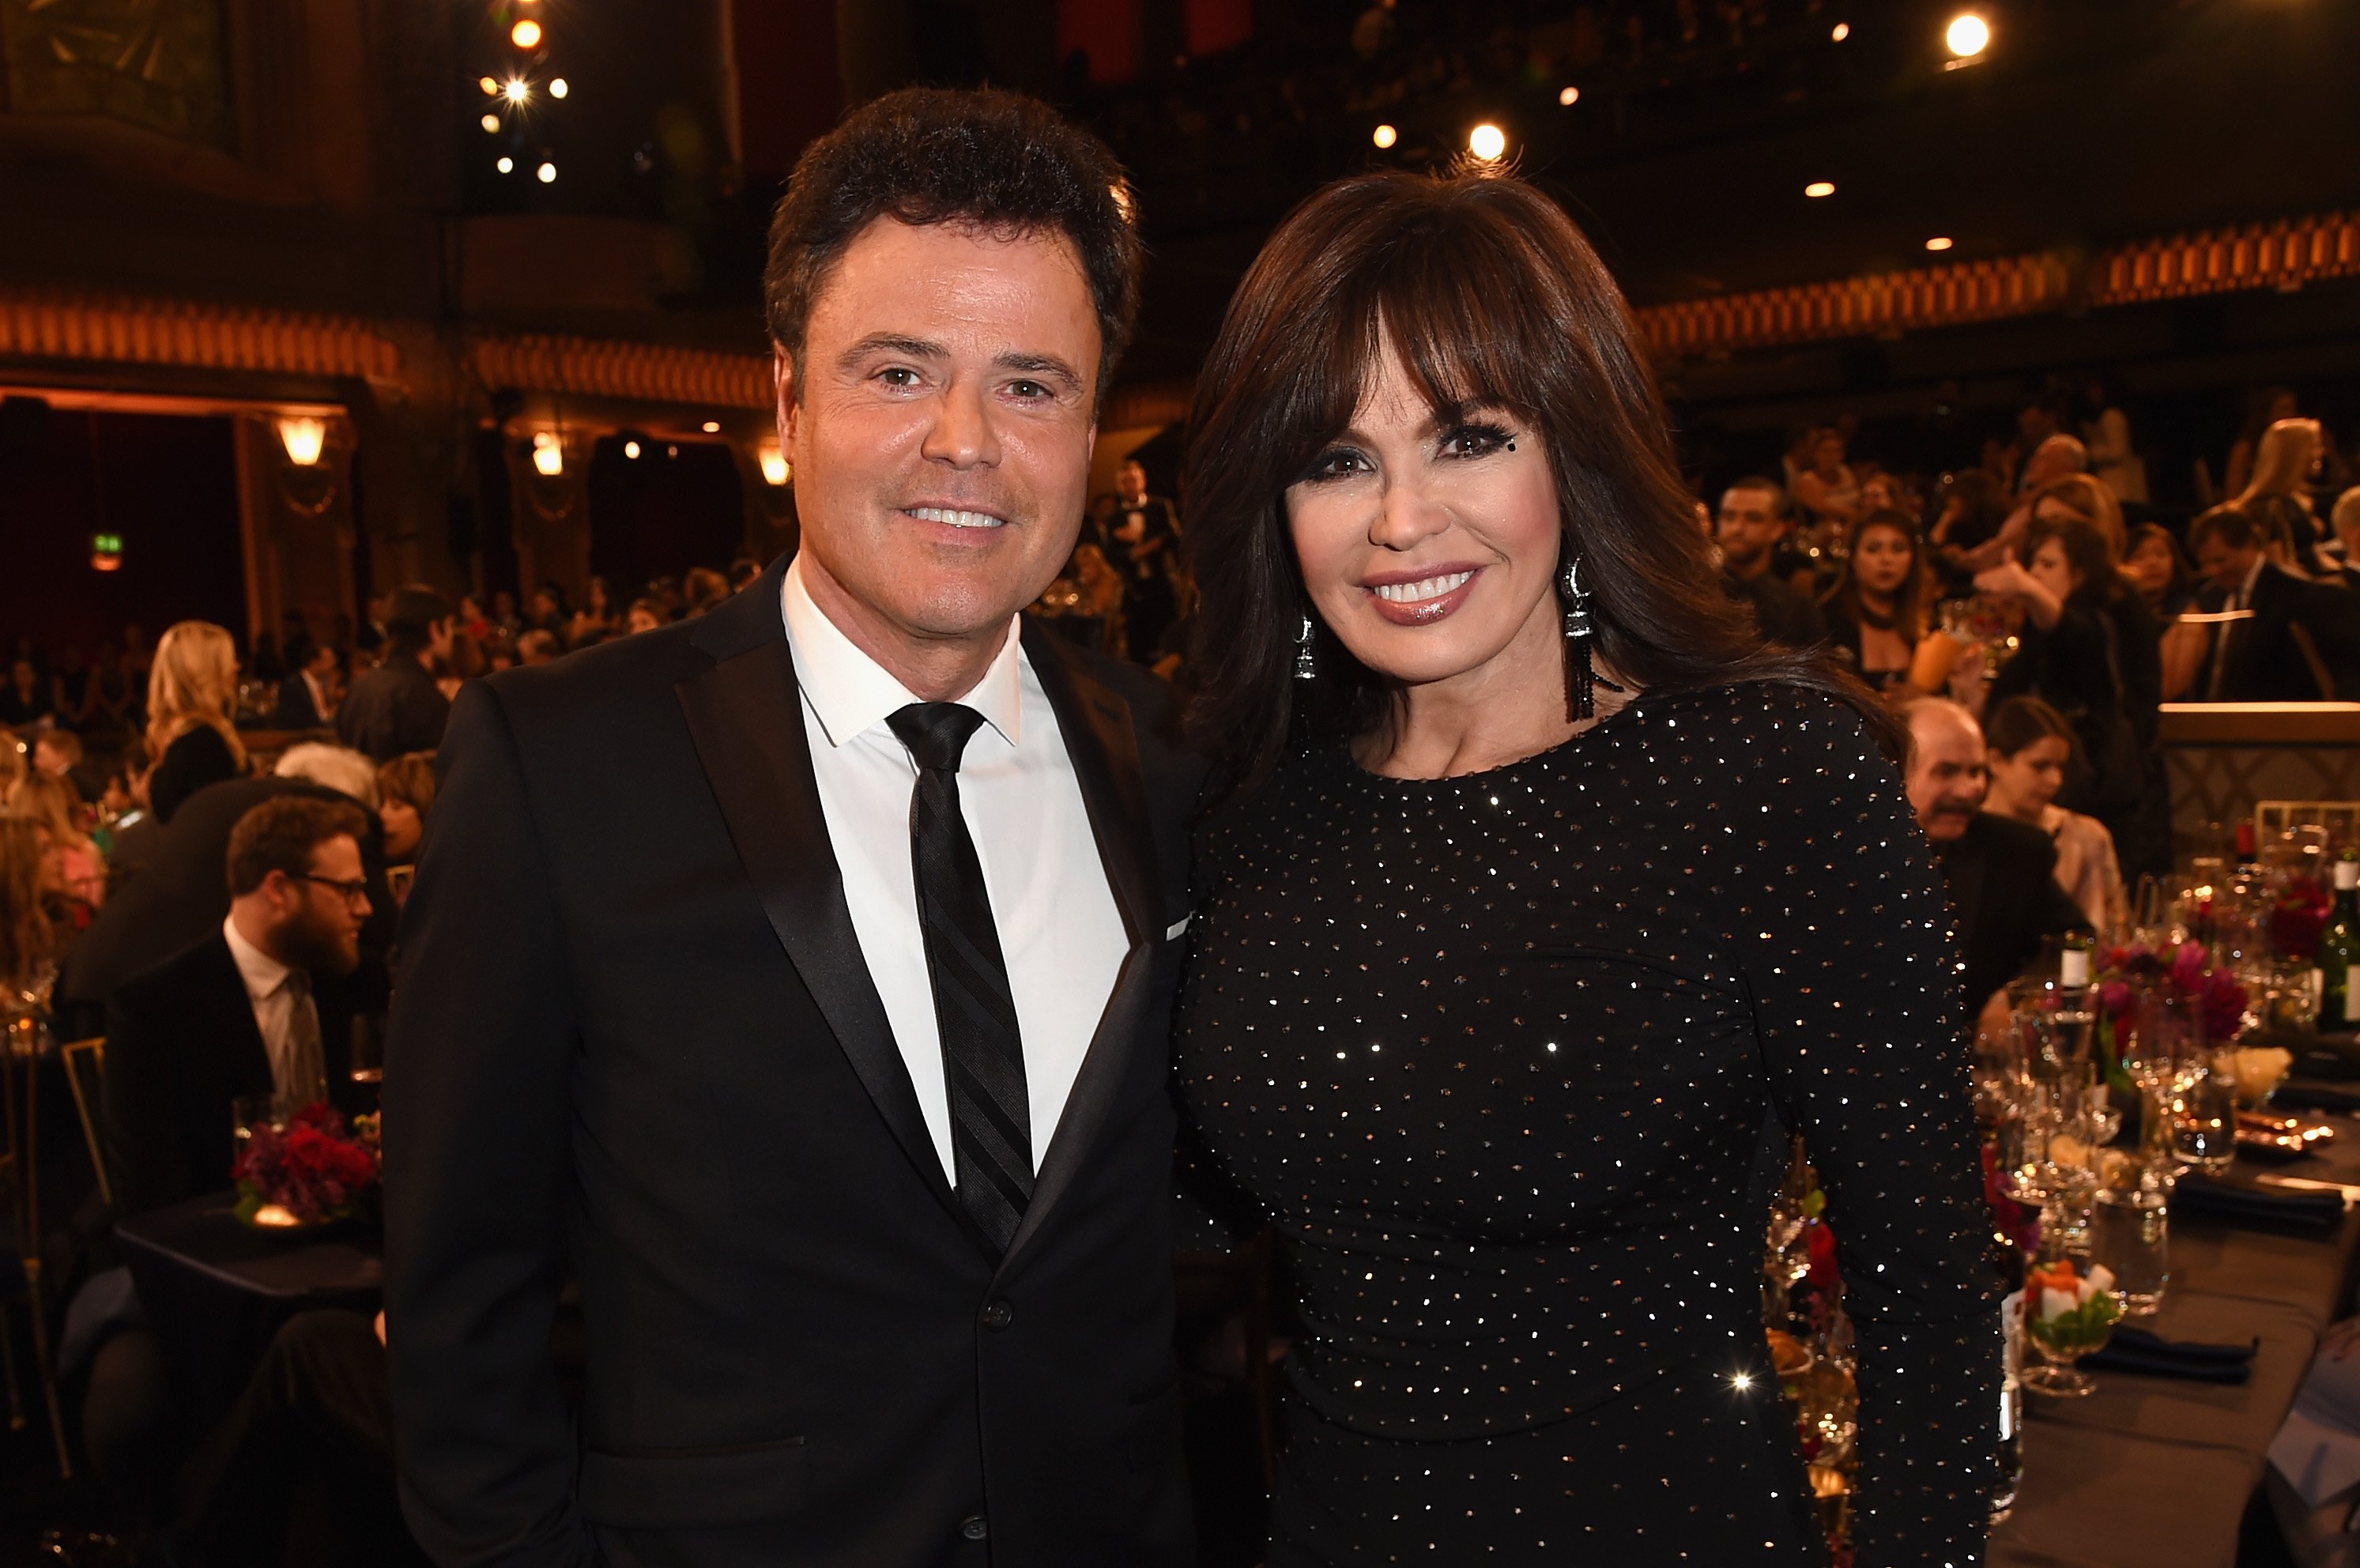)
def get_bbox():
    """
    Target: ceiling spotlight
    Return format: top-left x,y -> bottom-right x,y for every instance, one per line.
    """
623,439 -> 642,460
700,420 -> 721,433
480,113 -> 500,133
530,430 -> 564,477
511,18 -> 543,50
549,77 -> 568,99
1945,13 -> 1989,58
1804,181 -> 1836,198
503,77 -> 530,104
496,156 -> 514,174
1558,85 -> 1580,106
478,76 -> 500,95
1372,122 -> 1397,149
536,160 -> 556,183
666,444 -> 679,458
1468,122 -> 1506,160
1831,22 -> 1850,42
1925,236 -> 1956,251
